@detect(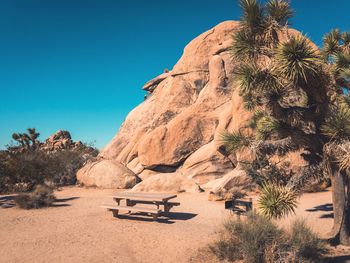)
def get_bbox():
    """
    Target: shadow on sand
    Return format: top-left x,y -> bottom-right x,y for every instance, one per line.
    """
54,197 -> 80,203
0,195 -> 80,209
114,211 -> 198,224
50,196 -> 80,207
306,203 -> 333,212
306,203 -> 334,219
